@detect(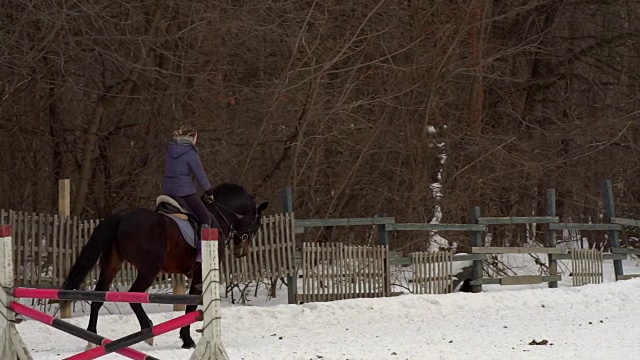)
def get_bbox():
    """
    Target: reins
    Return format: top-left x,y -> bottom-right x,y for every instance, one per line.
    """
204,197 -> 259,250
